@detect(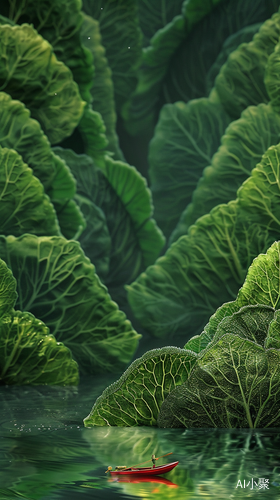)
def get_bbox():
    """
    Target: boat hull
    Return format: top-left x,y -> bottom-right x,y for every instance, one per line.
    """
110,461 -> 179,476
